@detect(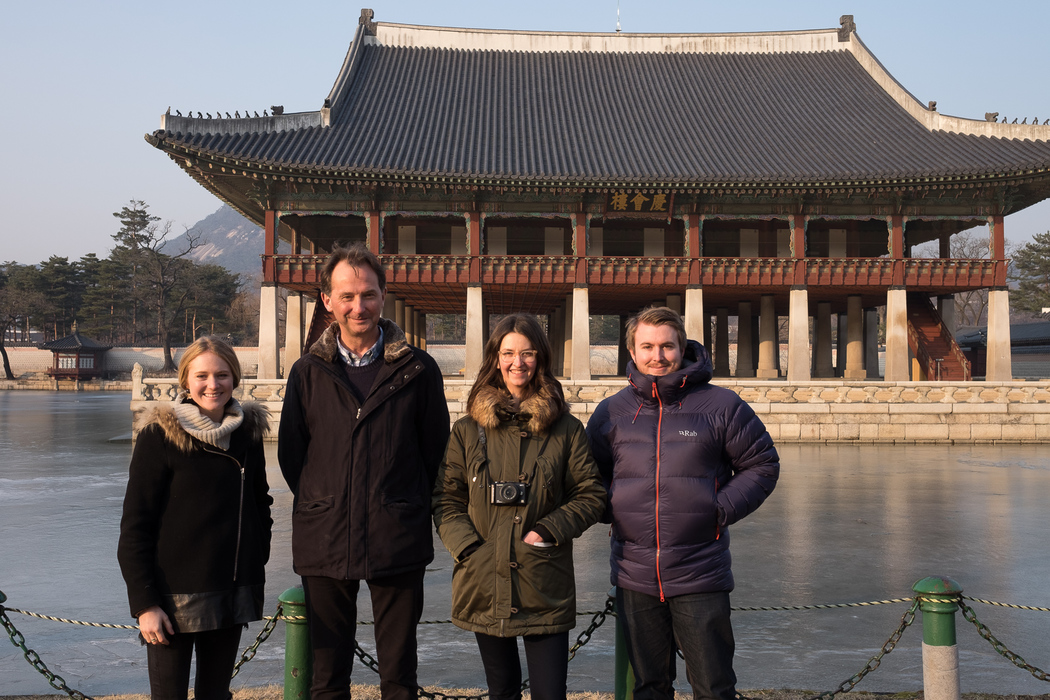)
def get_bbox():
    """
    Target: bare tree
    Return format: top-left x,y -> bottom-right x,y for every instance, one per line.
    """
912,229 -> 1014,327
